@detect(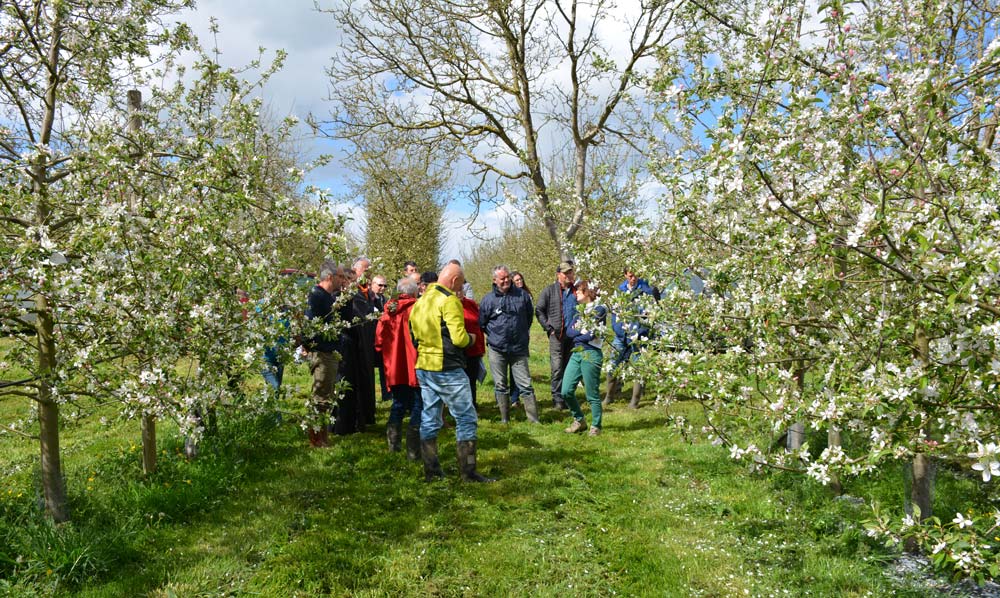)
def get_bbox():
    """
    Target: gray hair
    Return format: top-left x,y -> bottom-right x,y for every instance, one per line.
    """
319,260 -> 338,281
397,276 -> 419,296
353,256 -> 371,270
320,261 -> 349,281
492,265 -> 510,279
